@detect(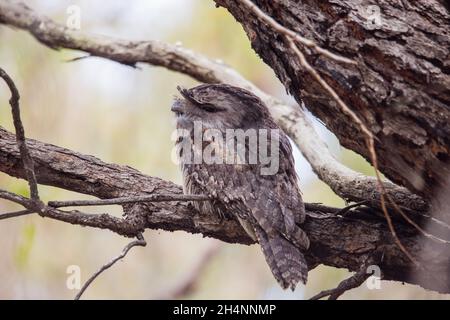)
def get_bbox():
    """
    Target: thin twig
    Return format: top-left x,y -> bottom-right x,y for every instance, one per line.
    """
0,67 -> 39,201
286,40 -> 372,141
0,188 -> 144,237
310,256 -> 378,300
304,203 -> 341,214
336,200 -> 369,216
385,190 -> 450,244
65,54 -> 92,63
48,194 -> 210,208
0,209 -> 34,220
417,213 -> 450,232
367,138 -> 420,266
239,0 -> 356,65
75,233 -> 147,300
0,188 -> 31,207
310,271 -> 371,300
